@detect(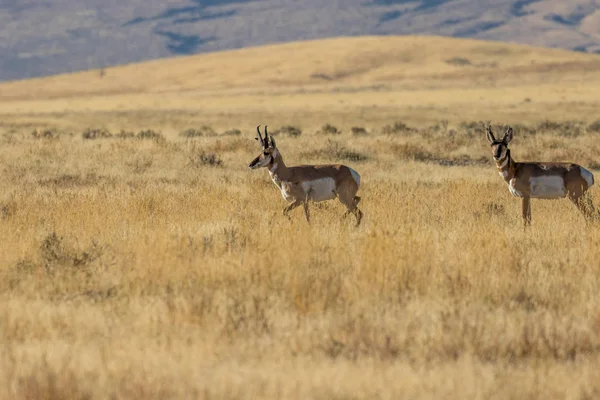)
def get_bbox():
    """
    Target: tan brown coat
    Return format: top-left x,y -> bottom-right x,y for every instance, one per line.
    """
249,126 -> 363,225
487,125 -> 594,226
